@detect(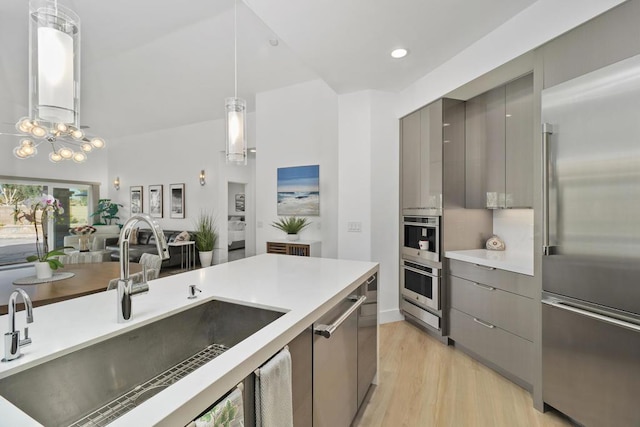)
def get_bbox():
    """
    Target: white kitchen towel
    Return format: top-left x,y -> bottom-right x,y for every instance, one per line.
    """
255,347 -> 293,427
190,384 -> 244,427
